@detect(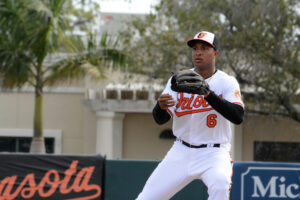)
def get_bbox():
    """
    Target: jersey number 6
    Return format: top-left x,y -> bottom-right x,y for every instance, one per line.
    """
207,114 -> 217,128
